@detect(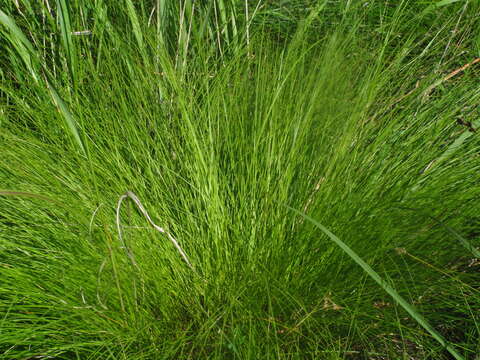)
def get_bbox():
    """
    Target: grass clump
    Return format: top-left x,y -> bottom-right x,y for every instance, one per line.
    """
1,1 -> 479,359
